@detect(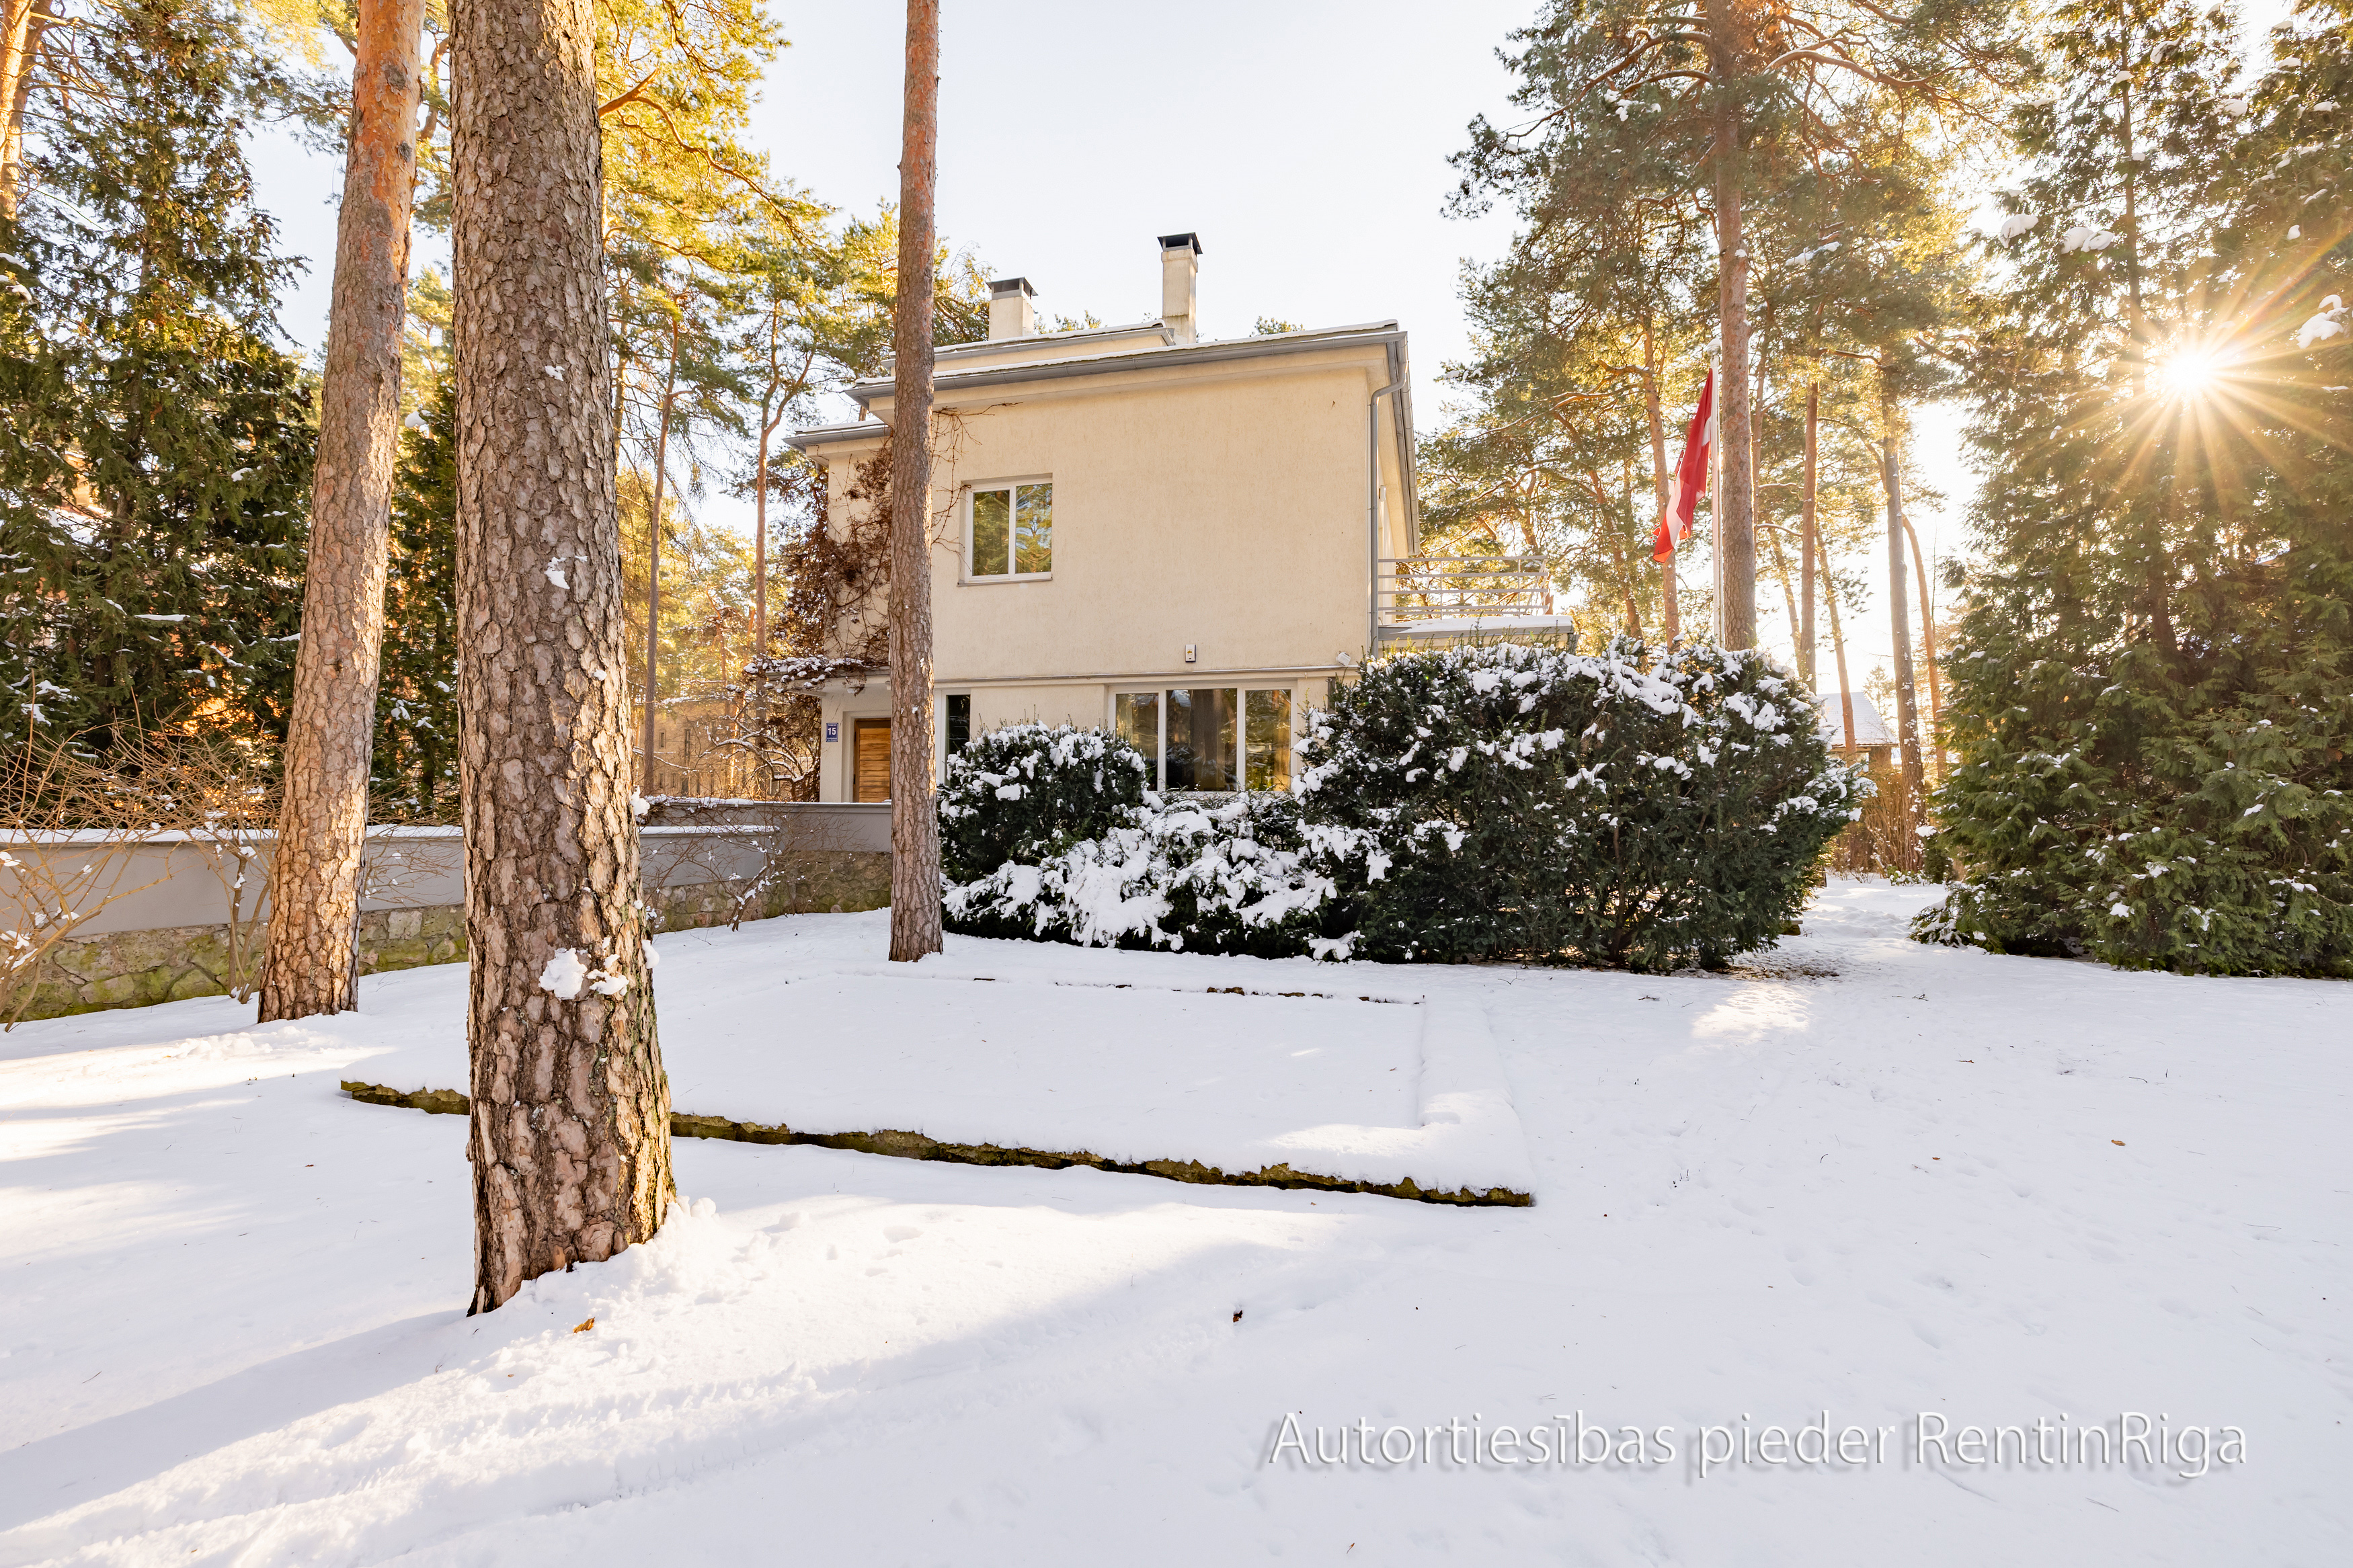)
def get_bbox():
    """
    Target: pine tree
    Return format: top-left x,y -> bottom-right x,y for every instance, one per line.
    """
452,0 -> 670,1311
887,0 -> 943,962
1,0 -> 314,757
260,0 -> 427,1021
1921,0 -> 2353,975
1452,0 -> 2019,649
